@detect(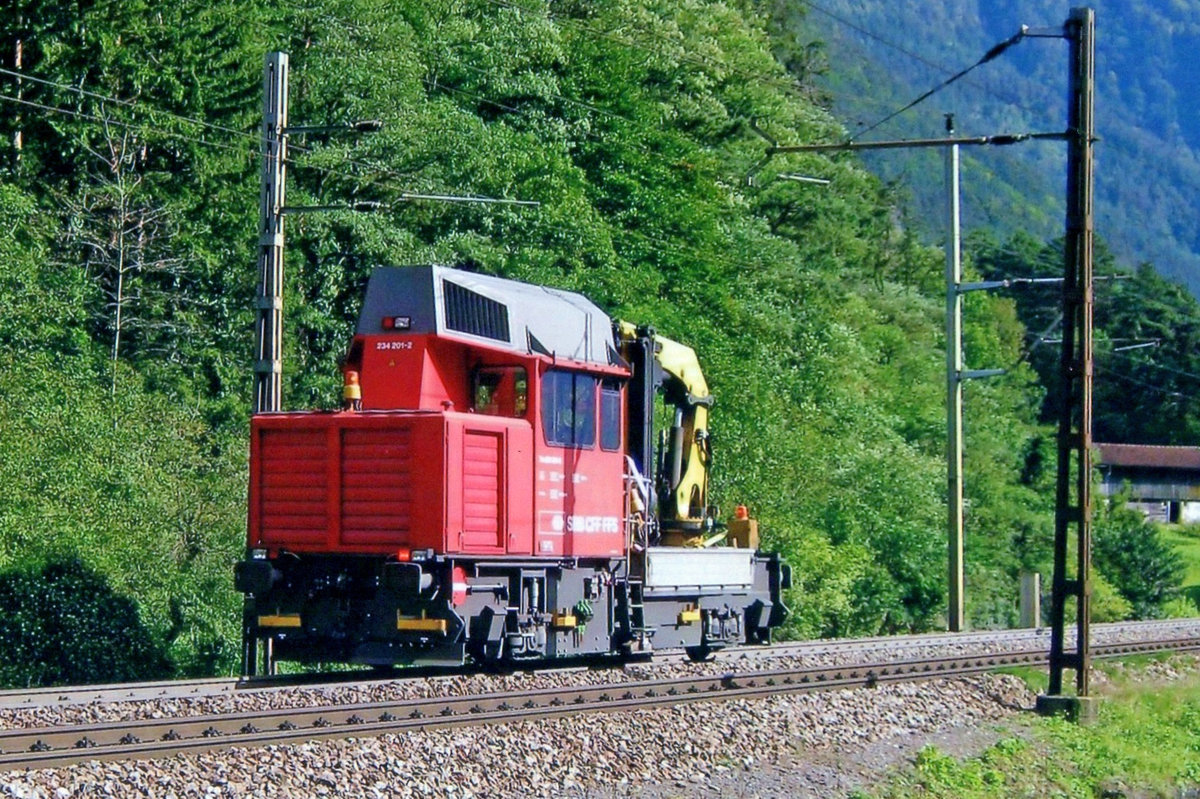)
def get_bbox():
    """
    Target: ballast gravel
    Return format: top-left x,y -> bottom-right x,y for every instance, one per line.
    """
1,619 -> 1187,732
1,622 -> 1196,798
1,672 -> 1035,798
